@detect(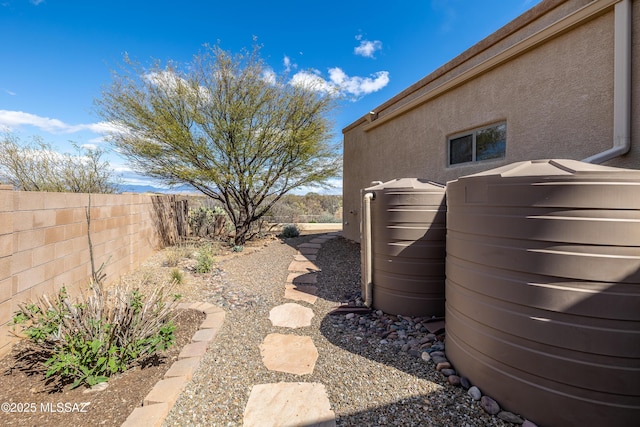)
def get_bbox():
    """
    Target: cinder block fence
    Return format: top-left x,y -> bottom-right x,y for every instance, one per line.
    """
0,185 -> 185,357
